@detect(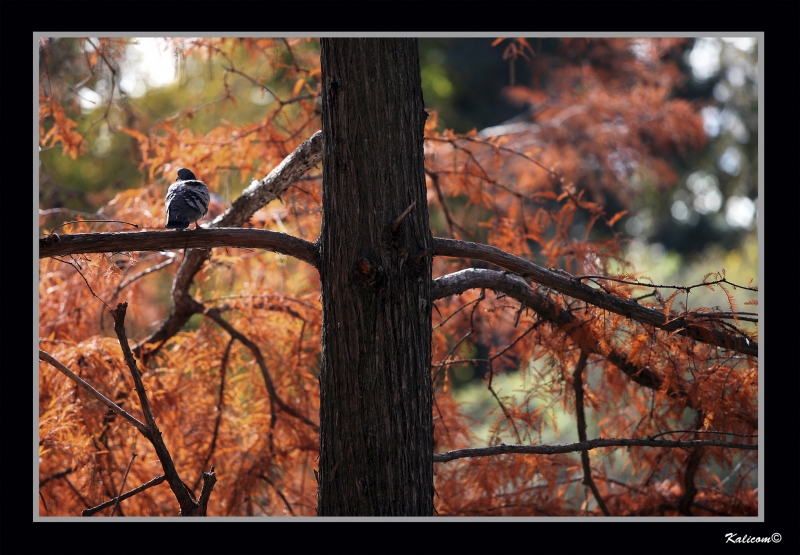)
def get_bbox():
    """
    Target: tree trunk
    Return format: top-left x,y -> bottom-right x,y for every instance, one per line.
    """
317,38 -> 434,516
